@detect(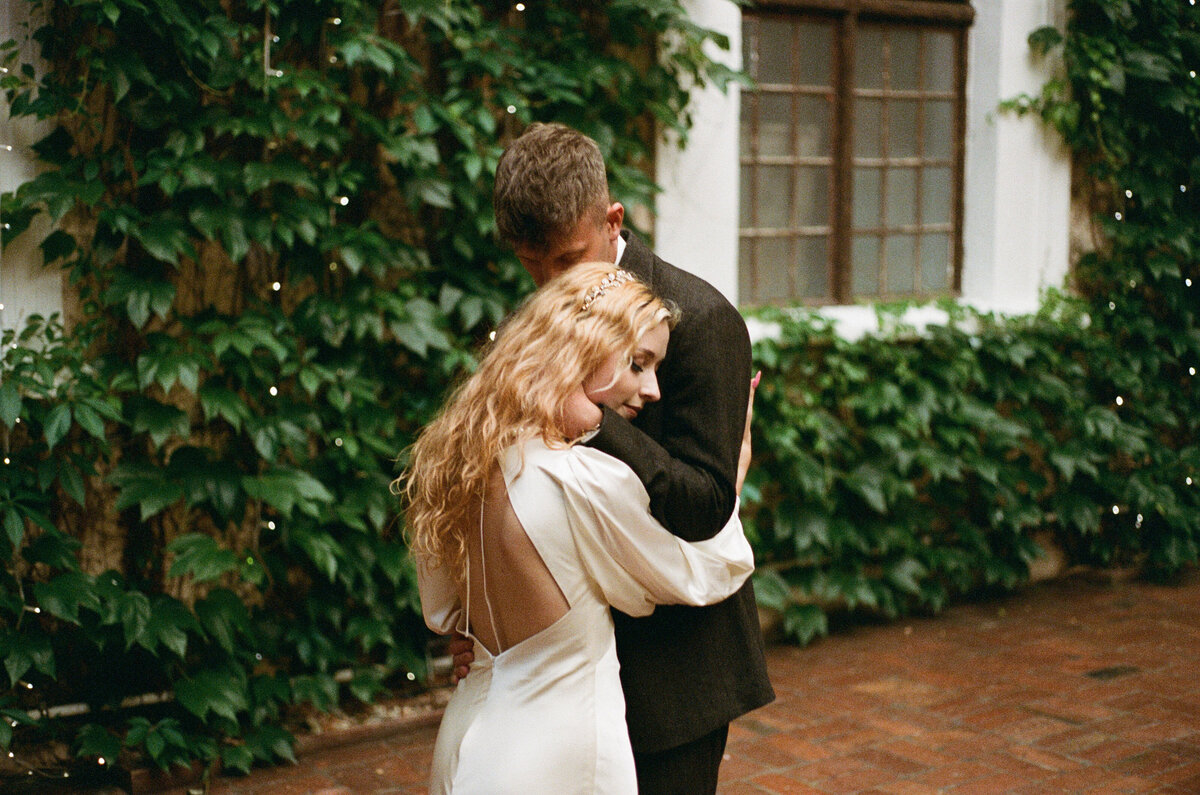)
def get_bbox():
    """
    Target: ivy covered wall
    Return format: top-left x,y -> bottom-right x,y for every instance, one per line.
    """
0,0 -> 736,780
